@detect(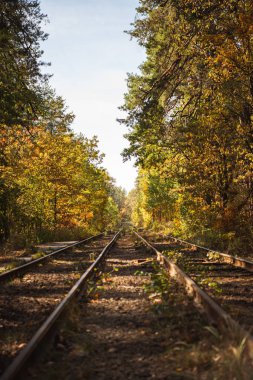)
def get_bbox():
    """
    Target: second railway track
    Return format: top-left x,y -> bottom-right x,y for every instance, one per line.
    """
143,232 -> 253,332
0,233 -> 104,283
